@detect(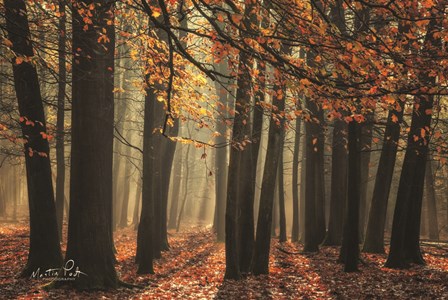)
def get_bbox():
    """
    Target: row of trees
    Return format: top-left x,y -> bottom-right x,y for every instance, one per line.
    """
0,0 -> 447,290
